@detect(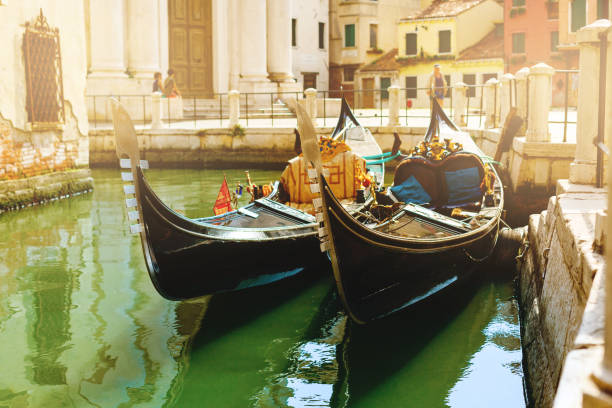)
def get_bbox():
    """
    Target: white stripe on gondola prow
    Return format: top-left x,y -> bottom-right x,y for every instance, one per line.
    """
121,172 -> 133,182
130,223 -> 143,234
123,184 -> 135,195
125,198 -> 137,208
119,159 -> 149,169
128,210 -> 139,221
